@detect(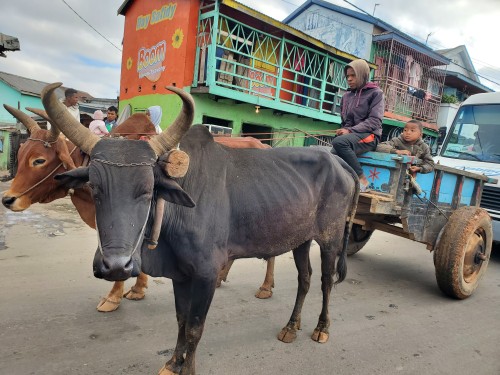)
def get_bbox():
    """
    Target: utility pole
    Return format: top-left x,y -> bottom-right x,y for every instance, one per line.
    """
373,3 -> 380,16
